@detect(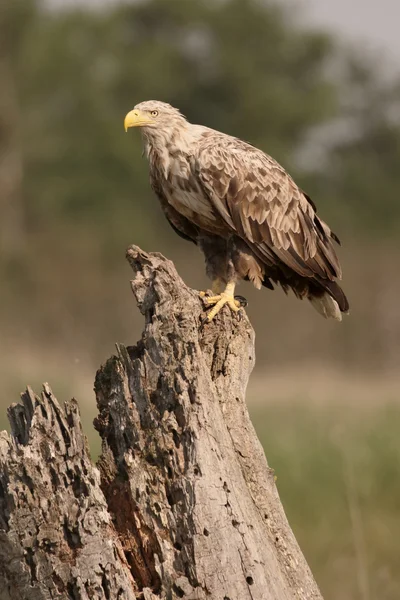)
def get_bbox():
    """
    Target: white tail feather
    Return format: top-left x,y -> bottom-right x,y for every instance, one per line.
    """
309,293 -> 342,321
